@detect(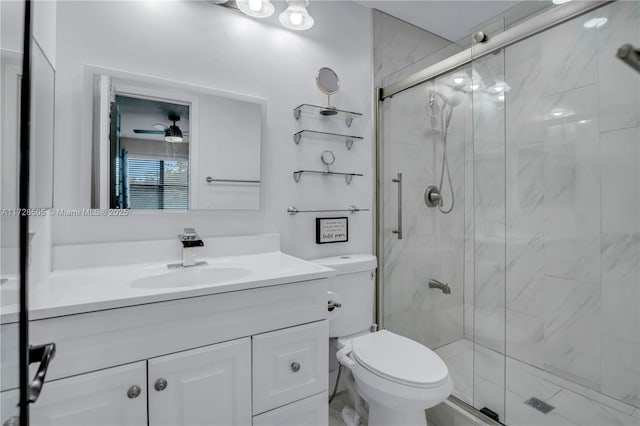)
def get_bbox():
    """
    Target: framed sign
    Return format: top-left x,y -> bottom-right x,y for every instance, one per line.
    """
316,217 -> 348,244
